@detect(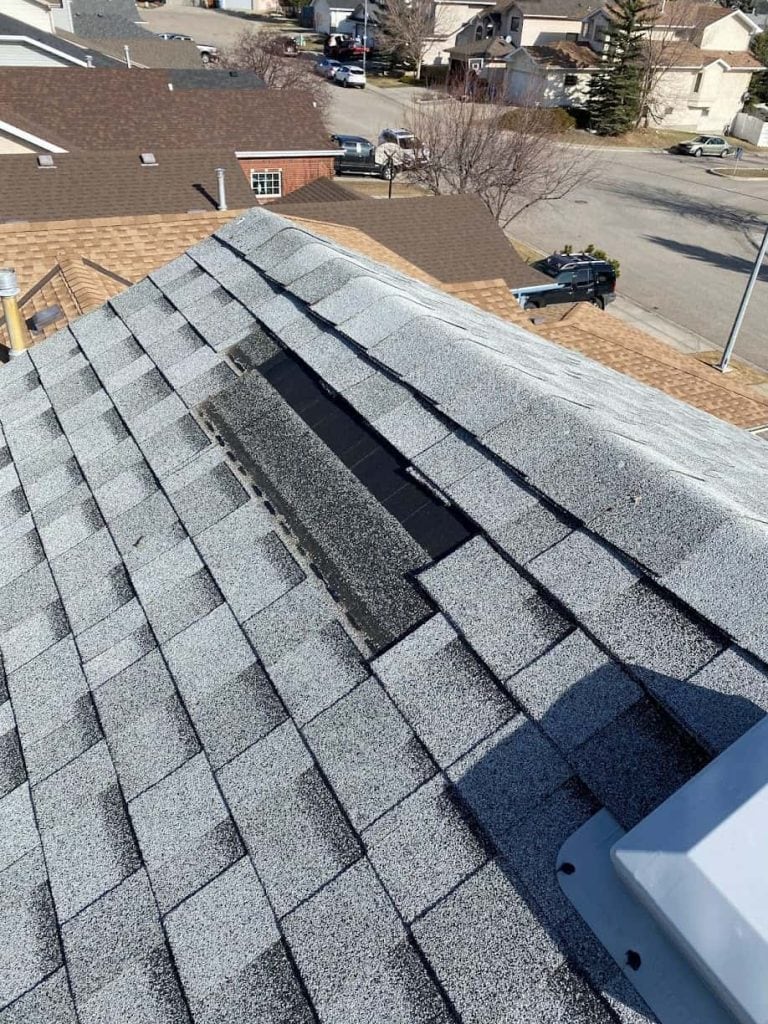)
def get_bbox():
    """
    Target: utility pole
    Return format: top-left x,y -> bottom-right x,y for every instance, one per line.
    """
717,222 -> 768,373
363,0 -> 368,73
